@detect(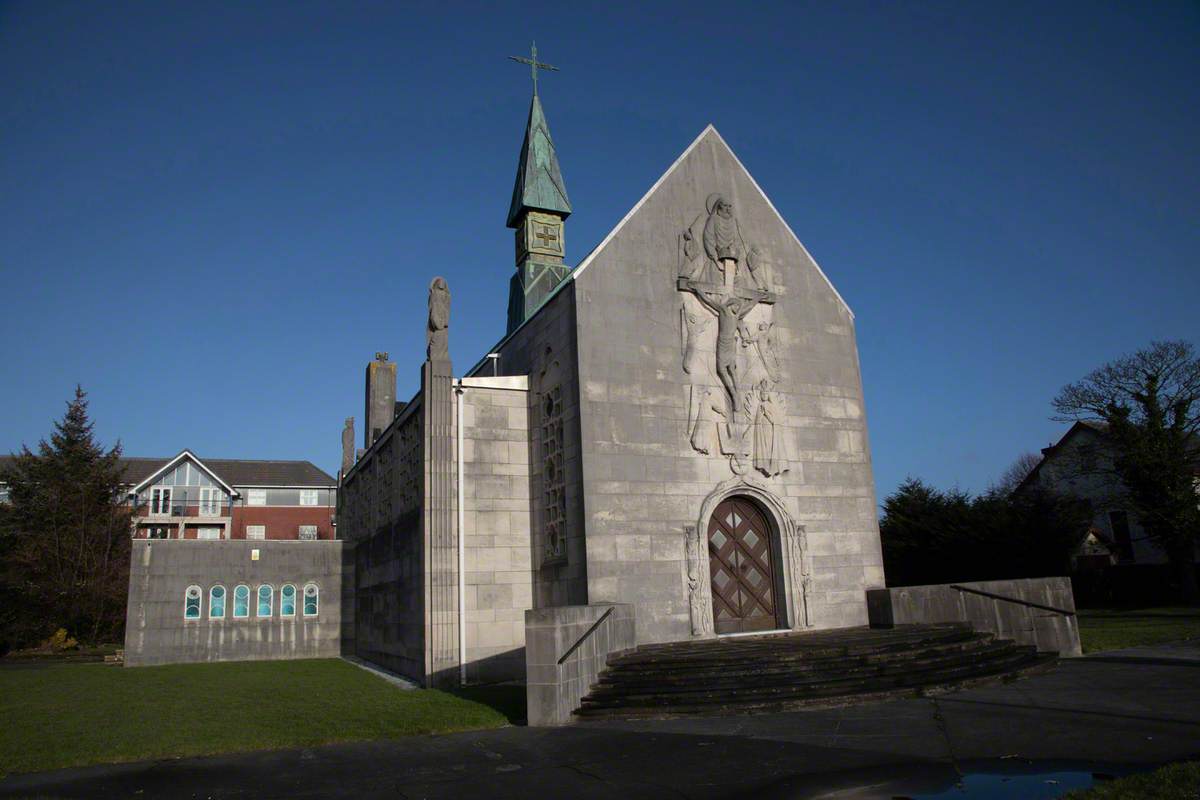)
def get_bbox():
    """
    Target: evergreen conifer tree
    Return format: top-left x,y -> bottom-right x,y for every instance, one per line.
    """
0,386 -> 131,649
